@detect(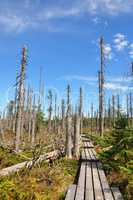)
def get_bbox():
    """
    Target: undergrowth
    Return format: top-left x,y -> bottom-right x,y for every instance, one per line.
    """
0,157 -> 78,200
88,116 -> 133,200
